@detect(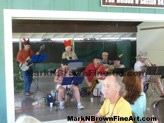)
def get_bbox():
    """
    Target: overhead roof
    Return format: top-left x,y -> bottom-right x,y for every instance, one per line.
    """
12,20 -> 141,41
